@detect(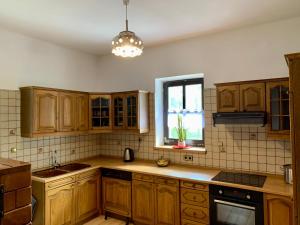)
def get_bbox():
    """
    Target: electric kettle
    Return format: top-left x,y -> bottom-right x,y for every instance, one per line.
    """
123,148 -> 135,162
